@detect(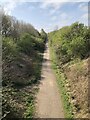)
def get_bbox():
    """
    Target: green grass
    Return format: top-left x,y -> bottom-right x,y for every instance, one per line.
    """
24,95 -> 34,118
49,46 -> 73,119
